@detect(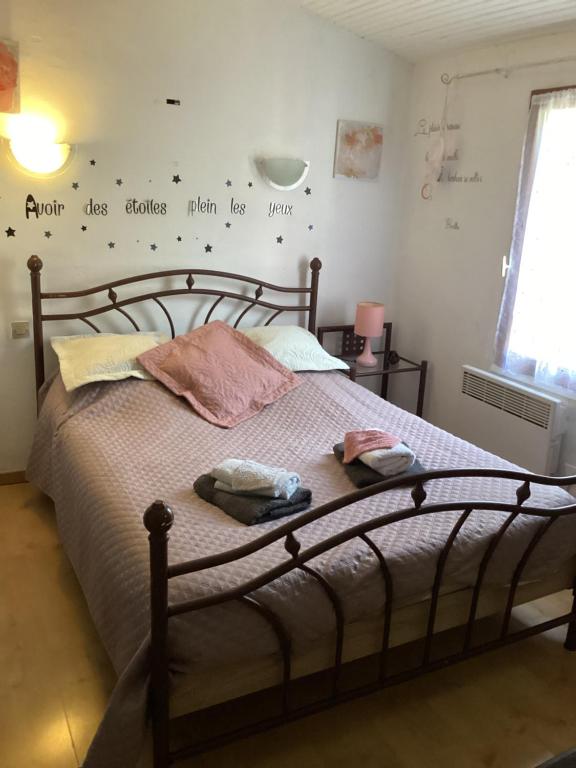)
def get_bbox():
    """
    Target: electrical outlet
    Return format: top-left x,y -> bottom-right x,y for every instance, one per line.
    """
11,321 -> 30,339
